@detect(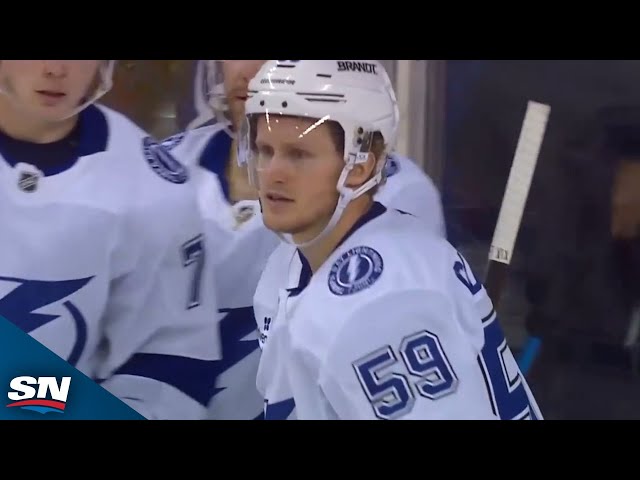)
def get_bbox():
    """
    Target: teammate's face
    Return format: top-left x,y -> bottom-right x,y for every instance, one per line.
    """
0,60 -> 100,121
254,115 -> 344,242
222,60 -> 266,128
